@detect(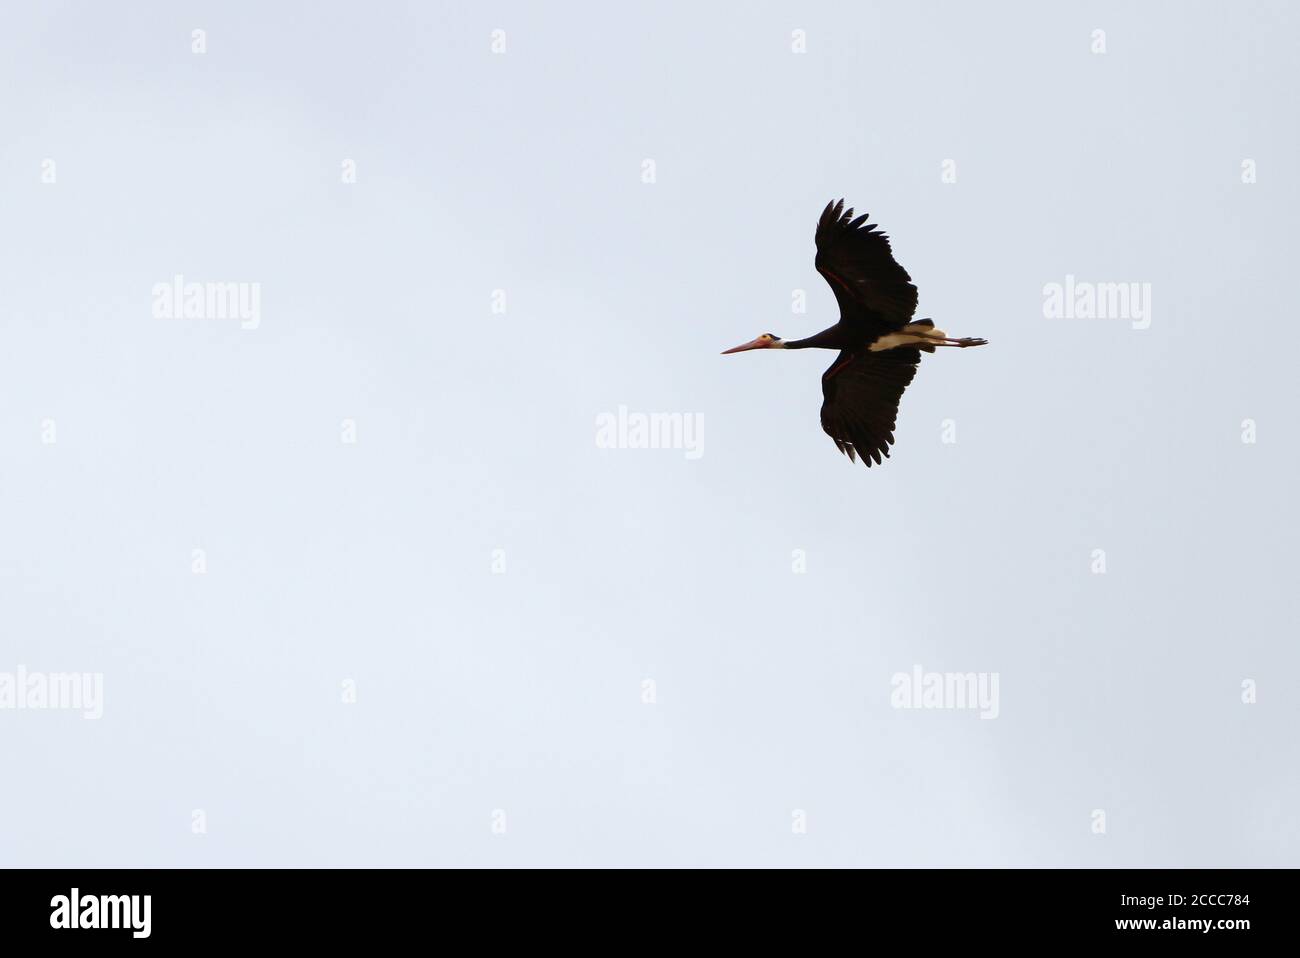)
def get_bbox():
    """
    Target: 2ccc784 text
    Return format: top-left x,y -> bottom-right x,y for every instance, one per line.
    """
1121,894 -> 1249,909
